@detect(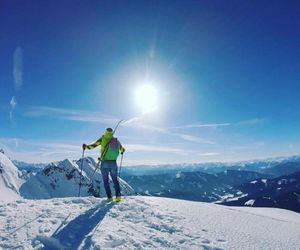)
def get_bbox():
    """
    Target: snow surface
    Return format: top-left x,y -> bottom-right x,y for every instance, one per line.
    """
0,153 -> 23,202
250,180 -> 257,184
244,199 -> 255,206
0,196 -> 300,250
